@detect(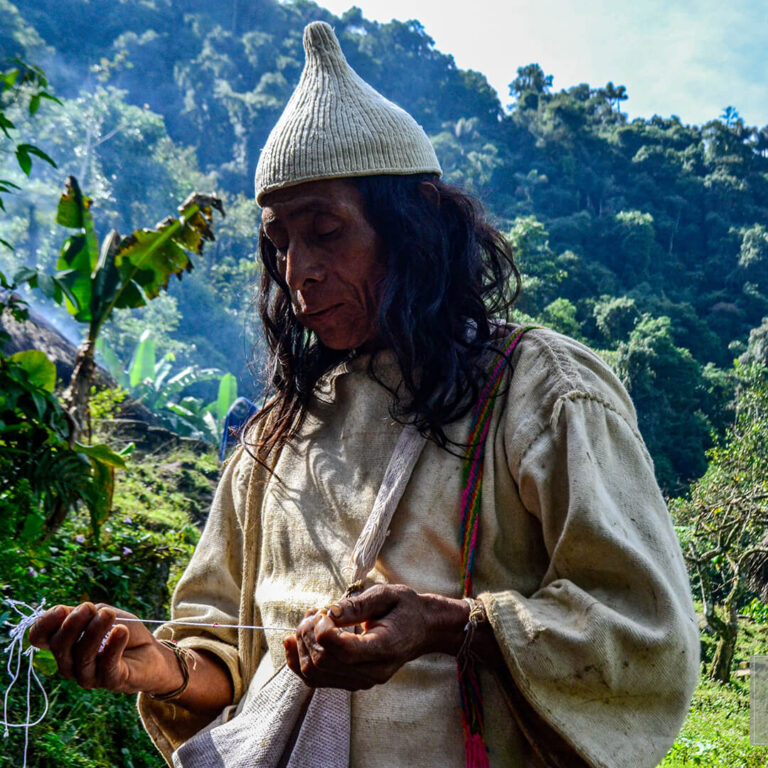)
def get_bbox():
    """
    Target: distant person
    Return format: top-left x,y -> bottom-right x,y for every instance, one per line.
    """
31,21 -> 699,768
